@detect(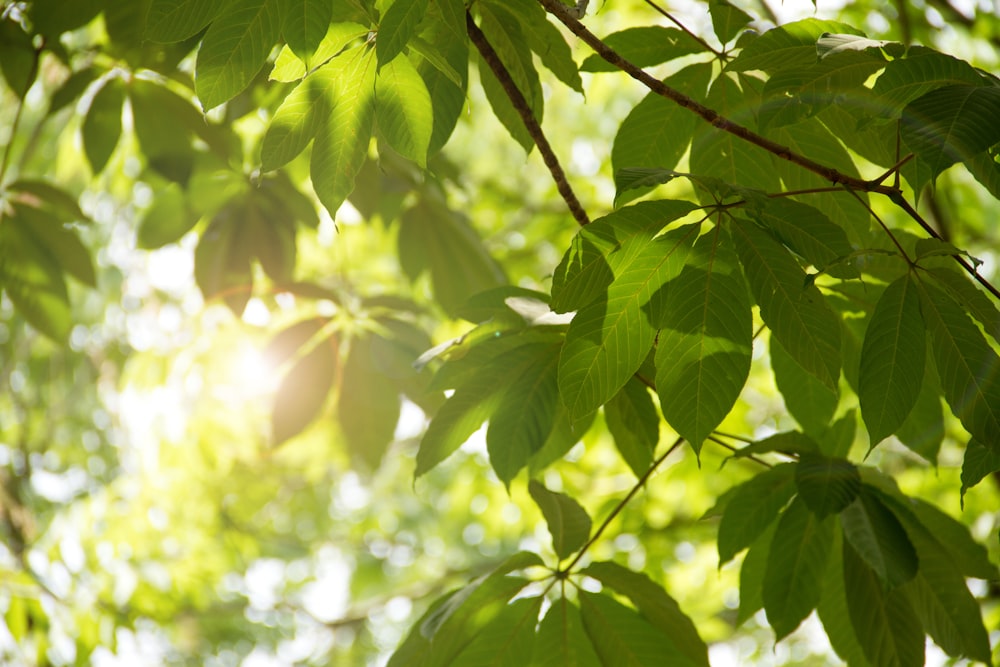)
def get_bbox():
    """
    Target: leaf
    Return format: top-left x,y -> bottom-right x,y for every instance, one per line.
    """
487,343 -> 562,485
840,489 -> 917,589
894,354 -> 945,462
415,0 -> 467,155
709,0 -> 752,44
925,266 -> 1000,346
816,411 -> 857,459
582,561 -> 709,667
337,334 -> 400,469
450,596 -> 542,667
193,202 -> 253,315
282,0 -> 333,64
260,73 -> 327,171
917,281 -> 1000,447
8,204 -> 96,288
771,336 -> 838,436
732,219 -> 842,390
528,480 -> 592,560
690,75 -> 782,195
375,53 -> 434,166
816,33 -> 896,58
49,67 -> 101,115
871,47 -> 987,121
842,535 -> 925,667
655,225 -> 752,451
28,0 -> 103,38
376,0 -> 427,67
581,26 -> 703,72
310,46 -> 377,215
859,275 -> 926,446
558,223 -> 699,419
961,438 -> 1000,503
532,599 -> 601,667
604,378 -> 659,477
271,332 -> 338,444
733,430 -> 820,459
0,18 -> 37,98
749,197 -> 857,275
195,0 -> 282,110
816,532 -> 873,667
137,183 -> 200,249
387,591 -> 459,667
611,64 -> 712,204
81,77 -> 125,174
795,453 -> 860,517
727,19 -> 863,73
398,199 -> 506,317
550,200 -> 697,313
717,463 -> 796,565
906,494 -> 998,580
762,497 -> 835,640
737,520 -> 776,625
146,0 -> 227,42
901,85 -> 1000,191
579,592 -> 701,667
487,0 -> 582,93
